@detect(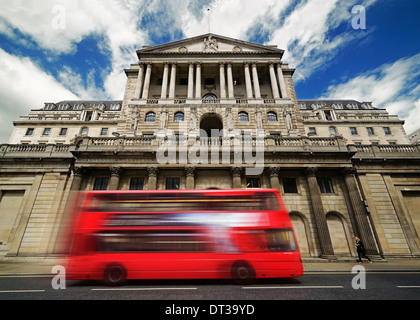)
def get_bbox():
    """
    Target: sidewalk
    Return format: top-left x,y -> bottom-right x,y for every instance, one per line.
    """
0,257 -> 419,276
